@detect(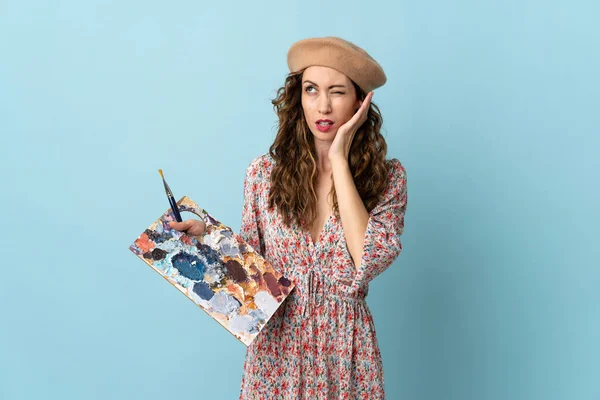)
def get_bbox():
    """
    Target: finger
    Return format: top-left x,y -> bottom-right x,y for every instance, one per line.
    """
181,220 -> 193,229
356,93 -> 372,116
360,93 -> 373,118
170,220 -> 190,231
351,103 -> 369,126
362,92 -> 373,109
361,92 -> 372,106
